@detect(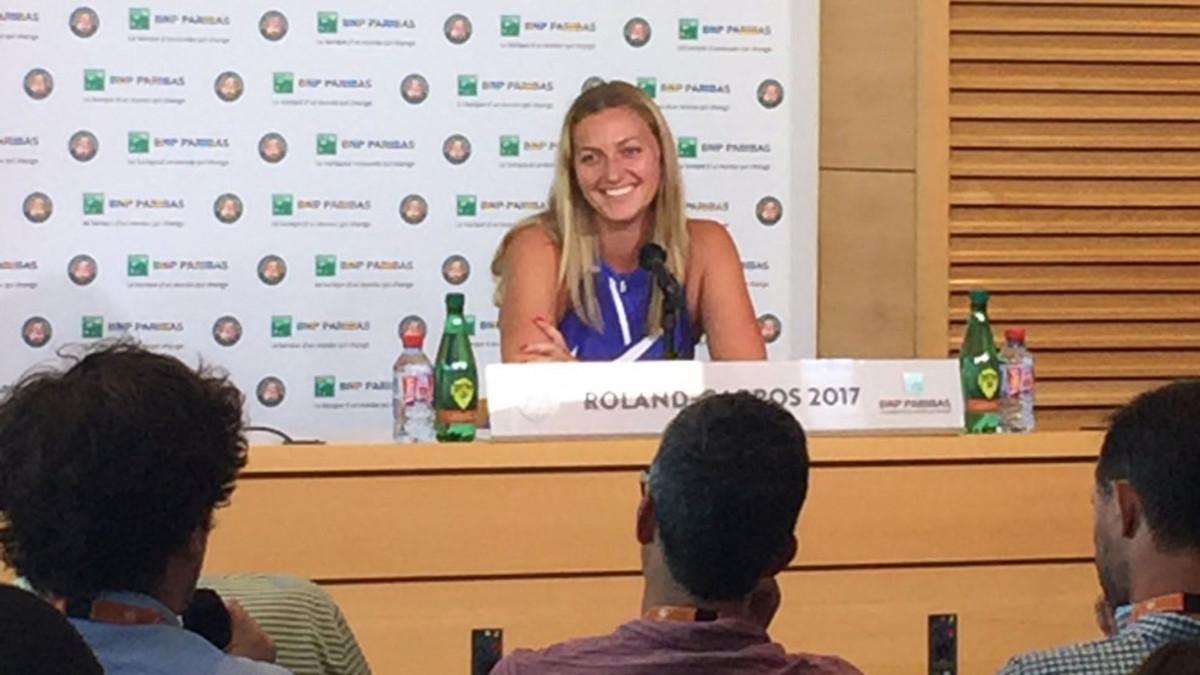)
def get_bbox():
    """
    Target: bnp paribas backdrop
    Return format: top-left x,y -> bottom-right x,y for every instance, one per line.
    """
0,2 -> 818,442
